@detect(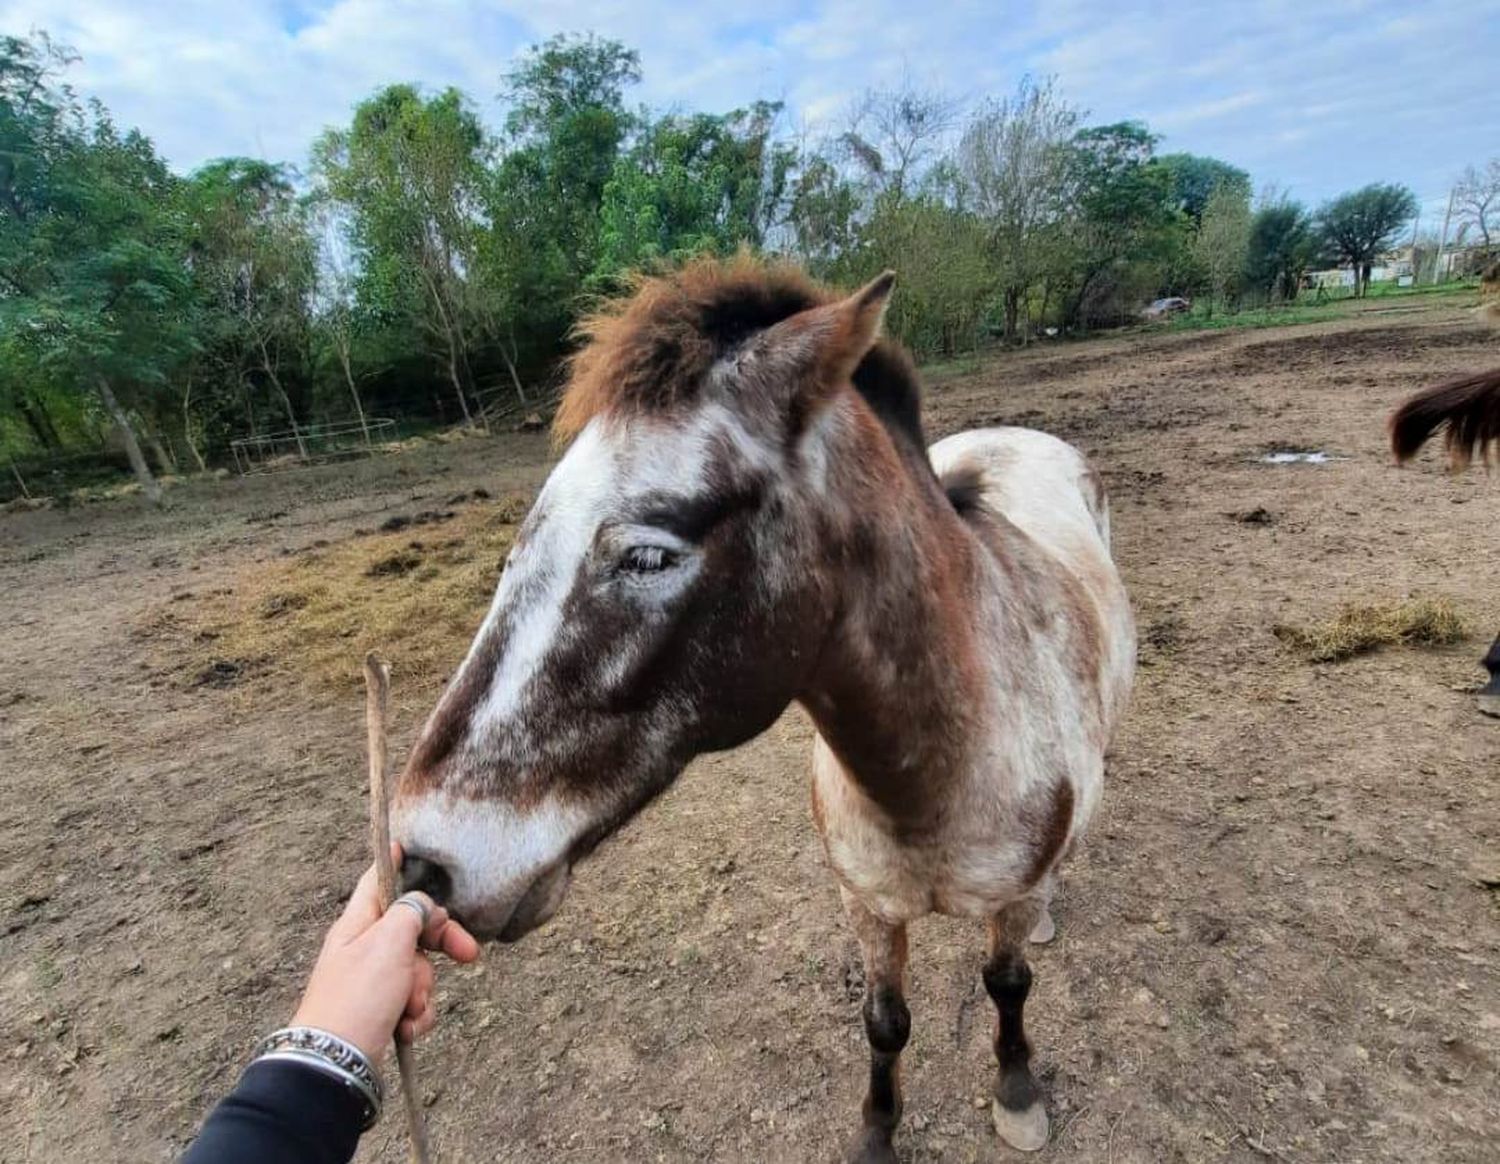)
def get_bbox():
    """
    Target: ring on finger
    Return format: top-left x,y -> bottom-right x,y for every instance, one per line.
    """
391,892 -> 431,930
